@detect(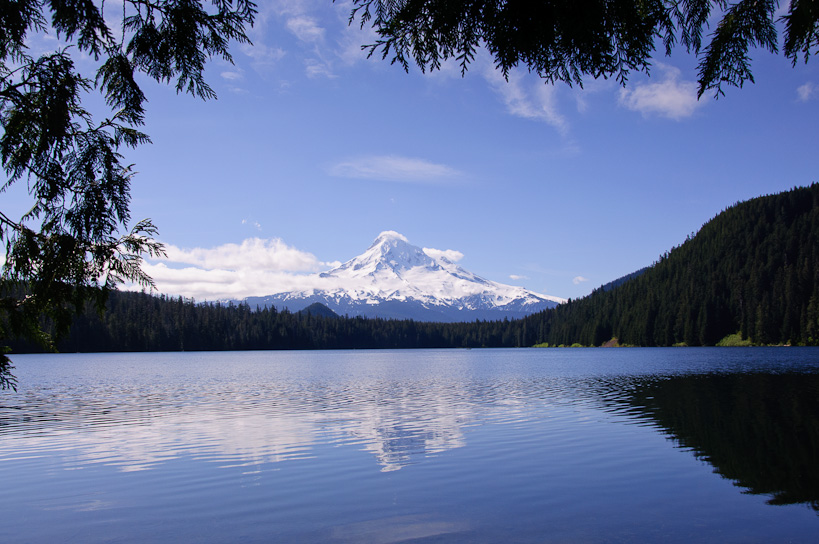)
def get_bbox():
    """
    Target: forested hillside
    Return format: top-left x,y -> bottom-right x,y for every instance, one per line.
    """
7,185 -> 818,353
523,184 -> 819,346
